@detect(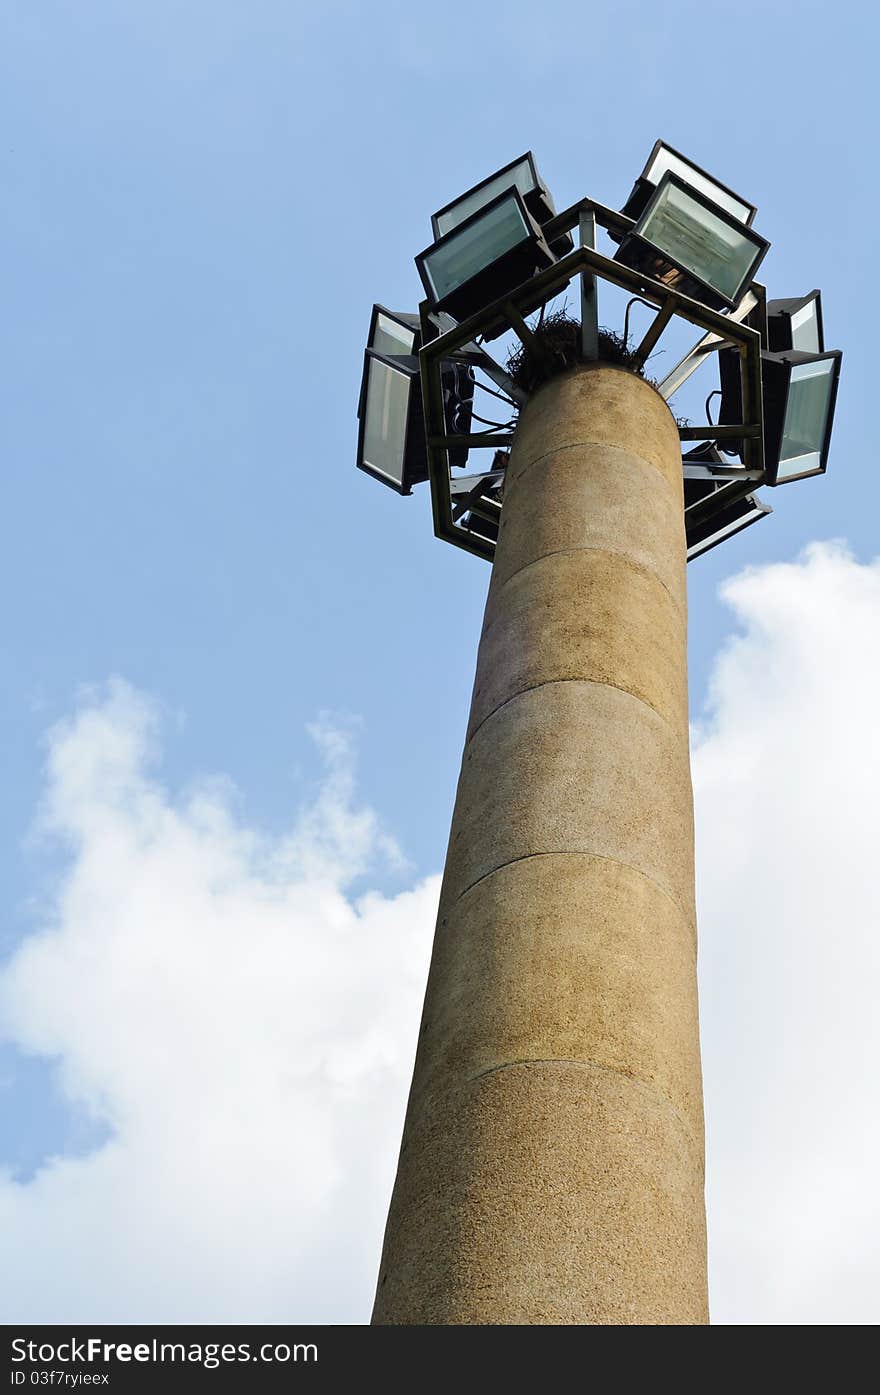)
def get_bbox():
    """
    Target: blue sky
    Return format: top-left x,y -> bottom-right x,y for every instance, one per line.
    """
1,0 -> 877,1324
